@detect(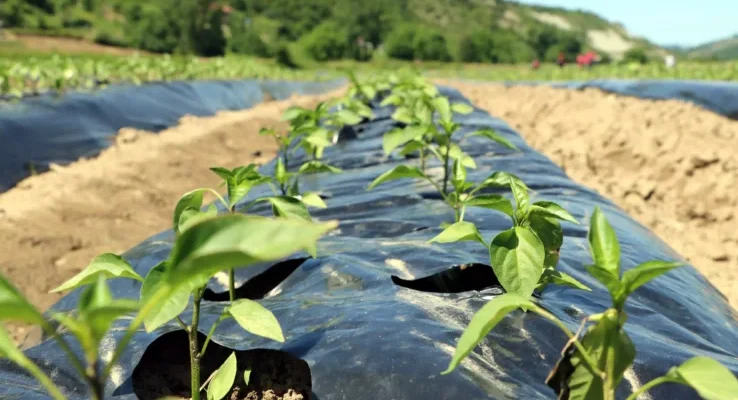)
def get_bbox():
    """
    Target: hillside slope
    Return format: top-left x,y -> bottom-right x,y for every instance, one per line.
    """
2,0 -> 662,61
687,34 -> 738,60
